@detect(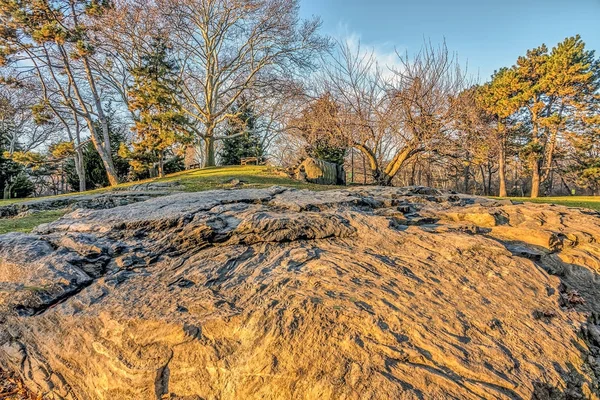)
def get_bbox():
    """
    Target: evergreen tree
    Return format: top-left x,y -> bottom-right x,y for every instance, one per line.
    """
0,142 -> 32,199
127,36 -> 188,177
0,96 -> 33,199
0,0 -> 120,186
477,67 -> 522,197
219,104 -> 264,166
514,35 -> 600,197
568,128 -> 600,194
